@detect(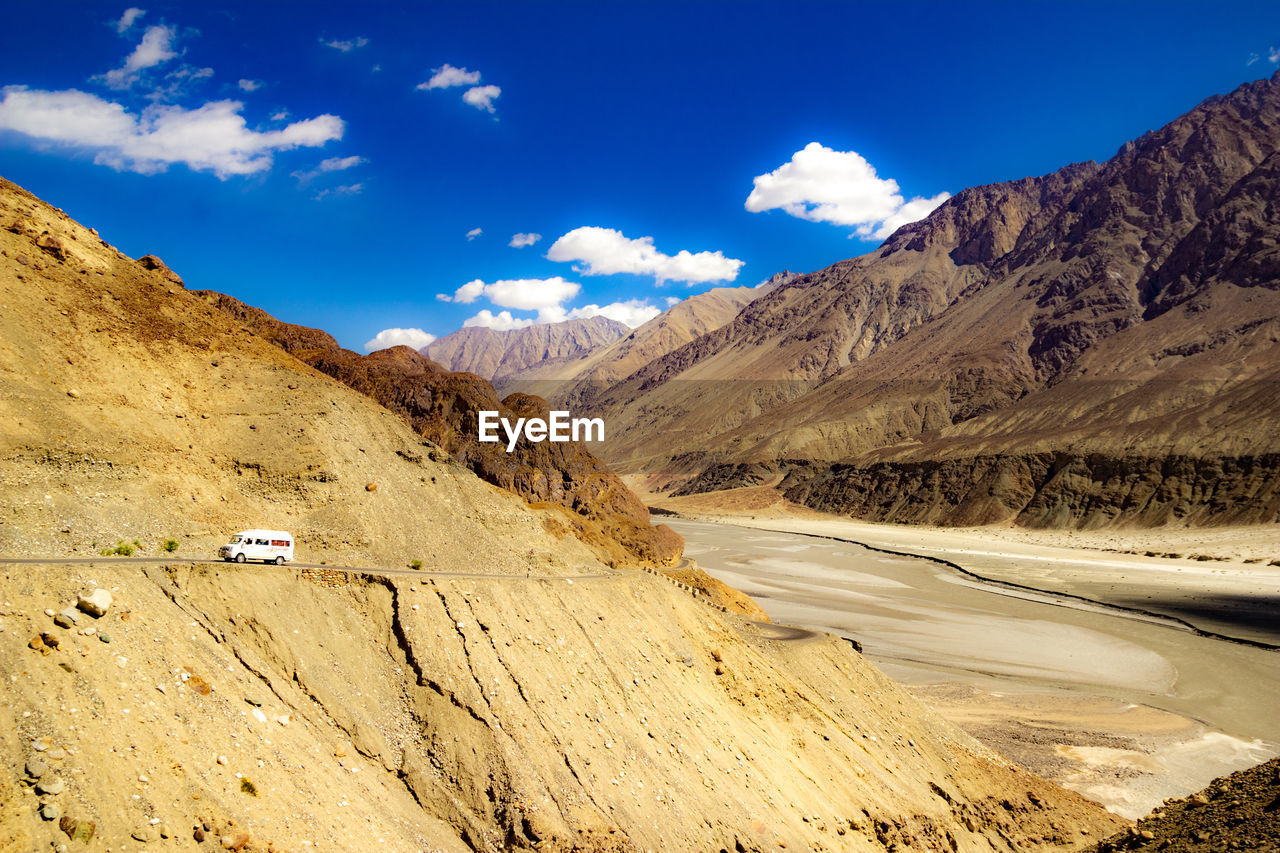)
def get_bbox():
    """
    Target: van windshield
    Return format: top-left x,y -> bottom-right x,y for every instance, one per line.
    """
228,535 -> 242,544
